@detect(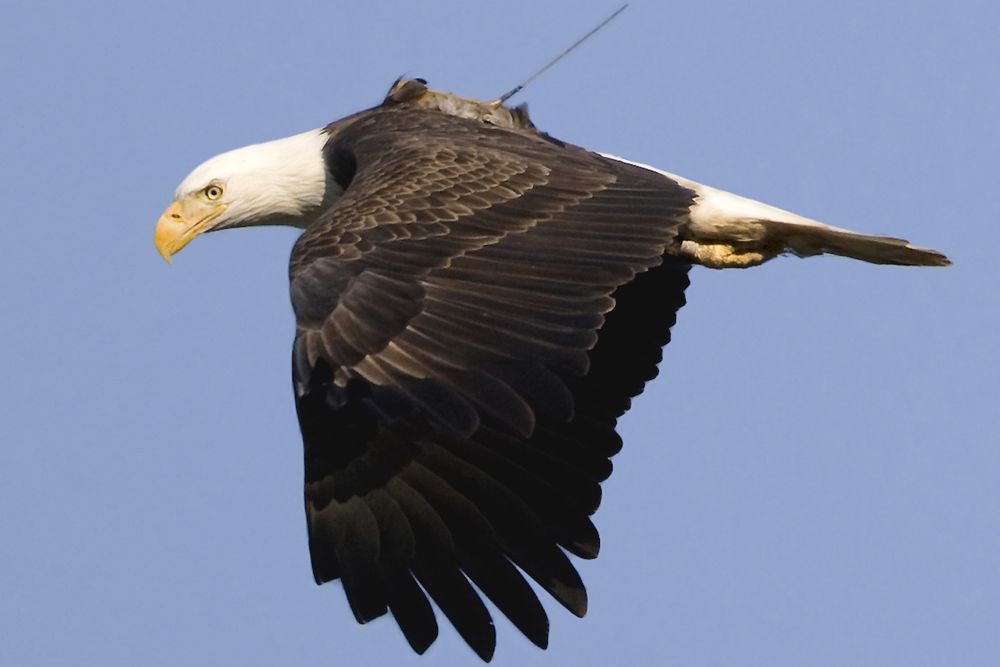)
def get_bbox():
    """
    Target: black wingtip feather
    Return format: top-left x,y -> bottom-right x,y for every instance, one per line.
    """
413,558 -> 497,662
386,569 -> 439,654
459,549 -> 550,649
